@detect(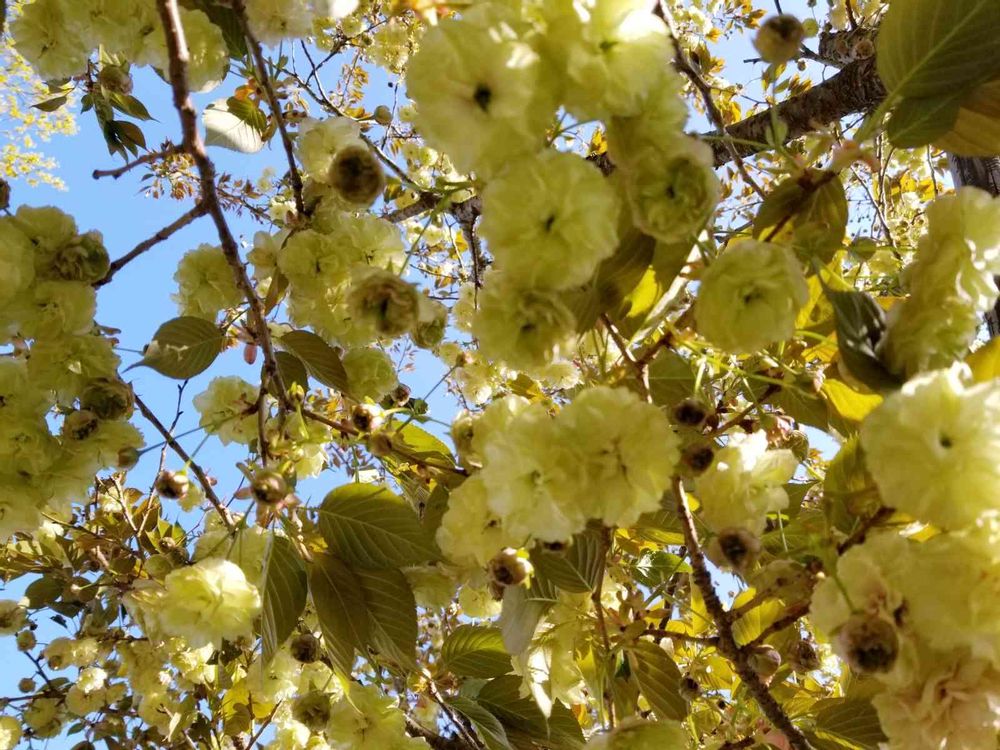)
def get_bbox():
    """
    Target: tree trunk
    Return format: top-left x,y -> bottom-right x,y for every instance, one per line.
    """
949,155 -> 1000,336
